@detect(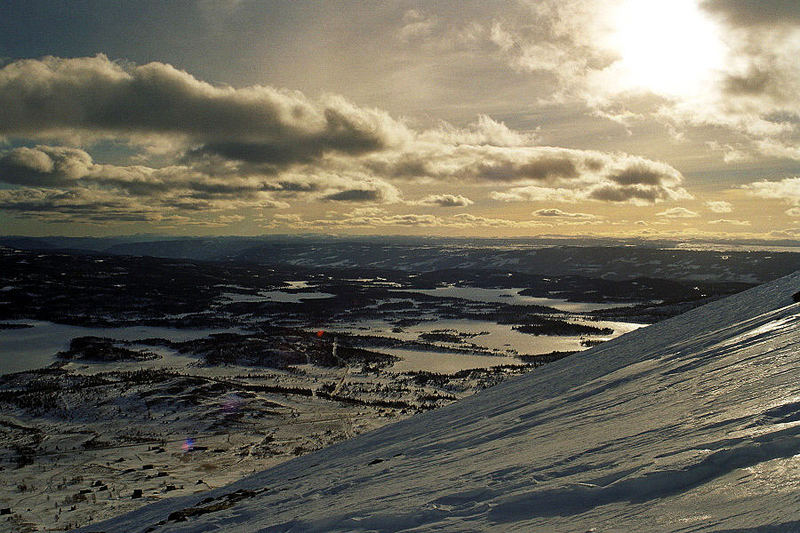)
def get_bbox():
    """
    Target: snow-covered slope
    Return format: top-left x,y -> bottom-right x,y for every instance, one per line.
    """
81,273 -> 800,532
